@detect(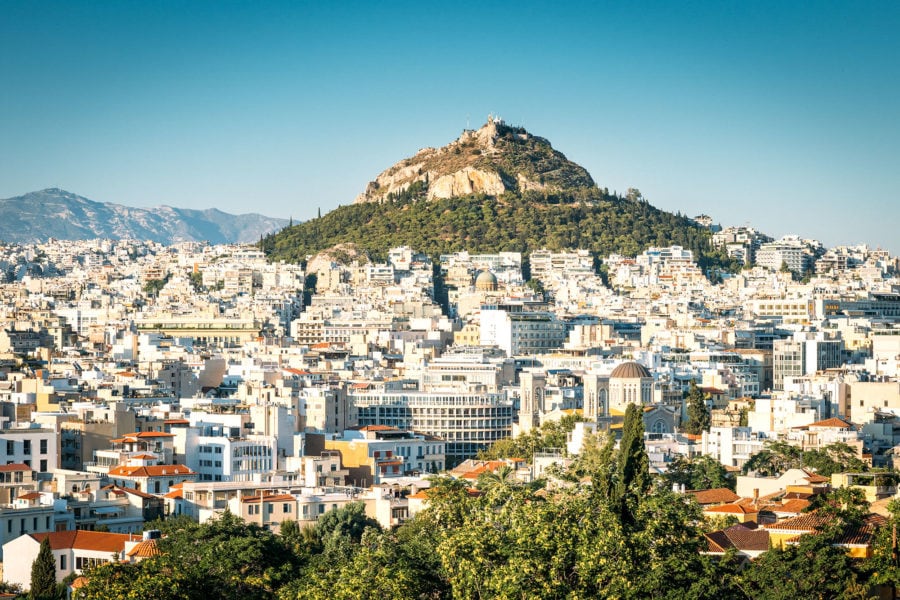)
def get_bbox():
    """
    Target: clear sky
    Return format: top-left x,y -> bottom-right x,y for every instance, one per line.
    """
1,1 -> 898,253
